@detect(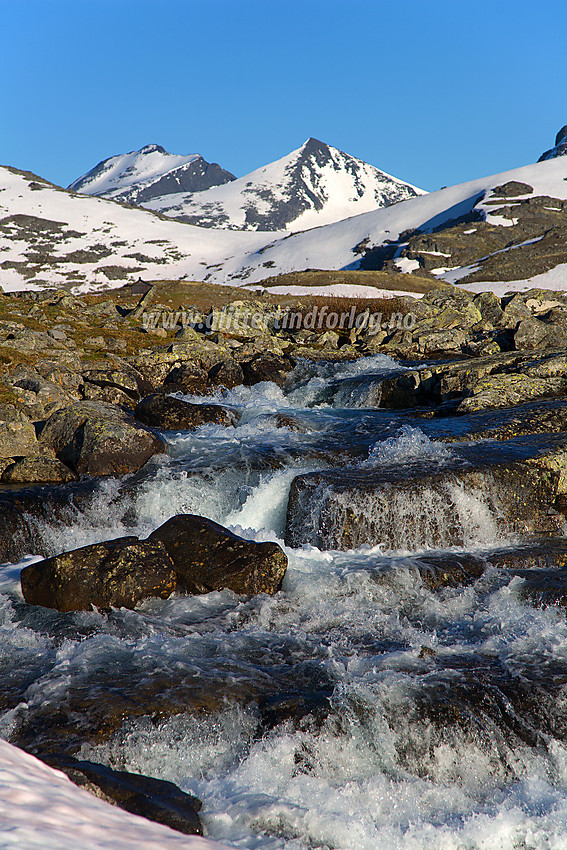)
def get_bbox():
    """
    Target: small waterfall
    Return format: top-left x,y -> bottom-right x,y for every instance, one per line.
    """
285,471 -> 502,551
